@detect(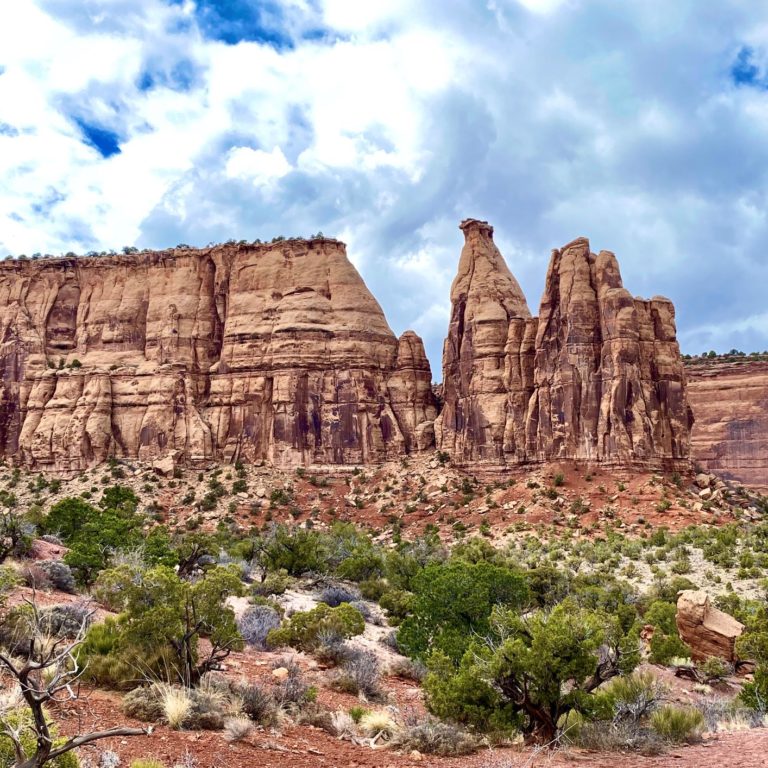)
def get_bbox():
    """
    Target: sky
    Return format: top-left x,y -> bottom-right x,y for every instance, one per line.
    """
2,0 -> 768,377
